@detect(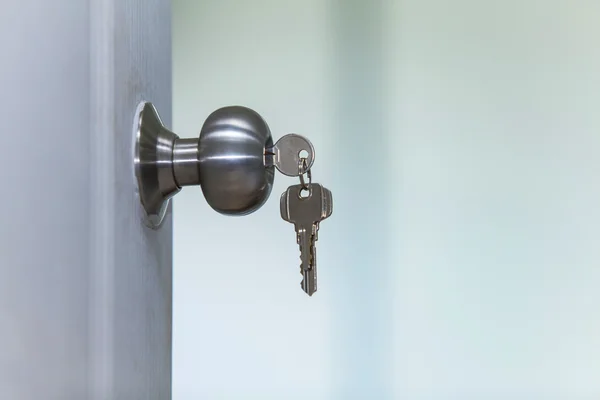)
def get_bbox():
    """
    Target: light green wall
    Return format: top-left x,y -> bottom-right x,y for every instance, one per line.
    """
173,1 -> 600,398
